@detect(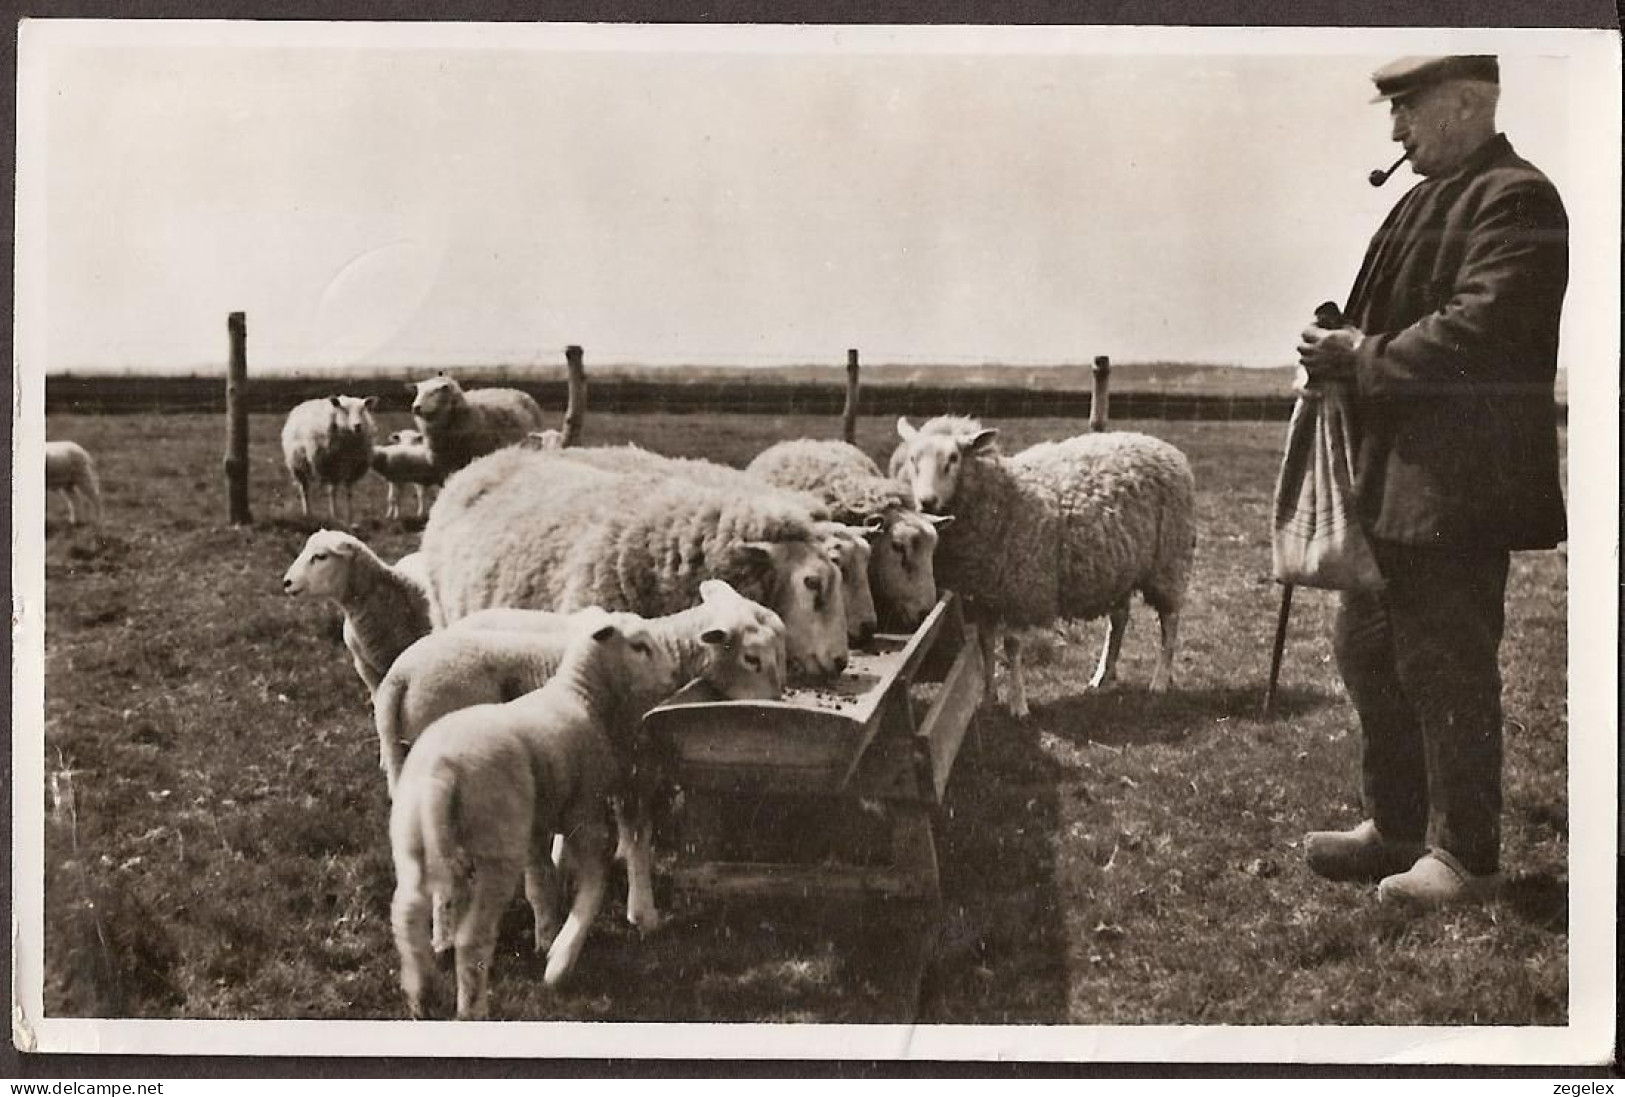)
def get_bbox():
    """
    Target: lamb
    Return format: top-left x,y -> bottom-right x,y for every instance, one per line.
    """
281,395 -> 379,524
44,440 -> 102,526
889,415 -> 1196,717
408,375 -> 547,477
420,448 -> 849,678
370,435 -> 441,520
748,438 -> 952,631
389,611 -> 683,1018
282,530 -> 434,696
372,579 -> 786,794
